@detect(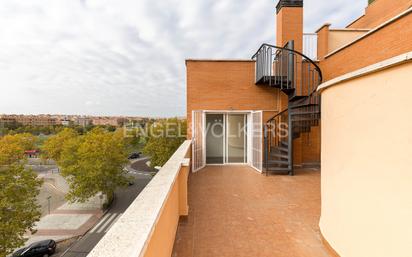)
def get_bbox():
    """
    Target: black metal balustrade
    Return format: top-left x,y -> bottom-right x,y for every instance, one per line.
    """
252,41 -> 322,175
